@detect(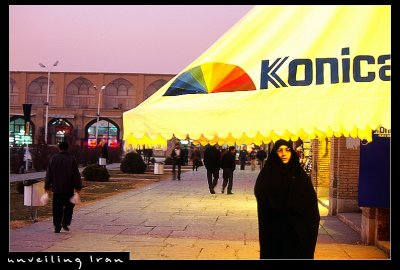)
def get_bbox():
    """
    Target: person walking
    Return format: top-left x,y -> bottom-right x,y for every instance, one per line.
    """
44,142 -> 82,233
221,146 -> 236,194
171,142 -> 183,180
219,148 -> 227,161
181,147 -> 189,166
238,146 -> 247,170
144,148 -> 153,165
256,146 -> 267,169
249,147 -> 257,171
190,146 -> 202,171
254,139 -> 320,259
101,140 -> 109,164
203,144 -> 221,194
